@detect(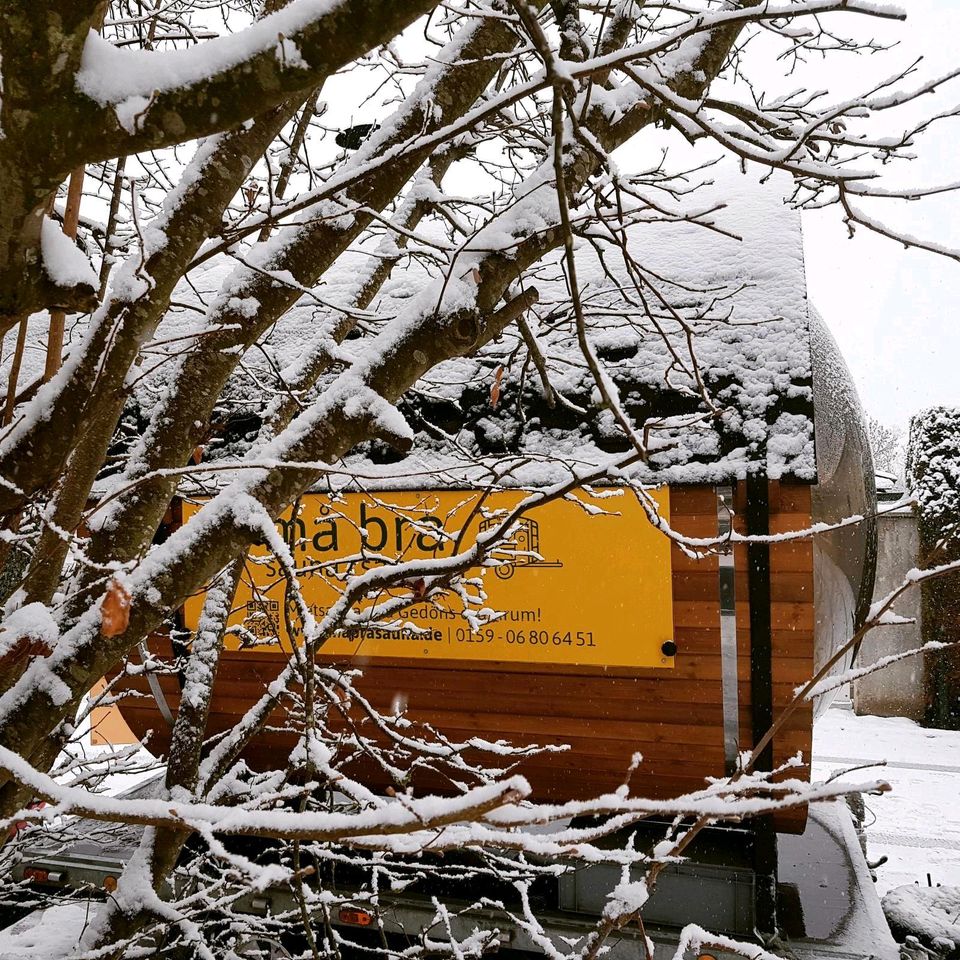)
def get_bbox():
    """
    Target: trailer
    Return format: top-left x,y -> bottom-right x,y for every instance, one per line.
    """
5,775 -> 898,959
